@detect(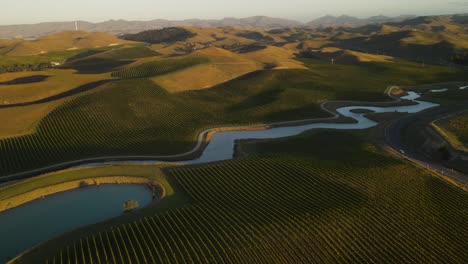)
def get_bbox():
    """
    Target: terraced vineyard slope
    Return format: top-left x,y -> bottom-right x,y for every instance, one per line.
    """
111,57 -> 209,79
16,130 -> 468,263
0,59 -> 466,178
